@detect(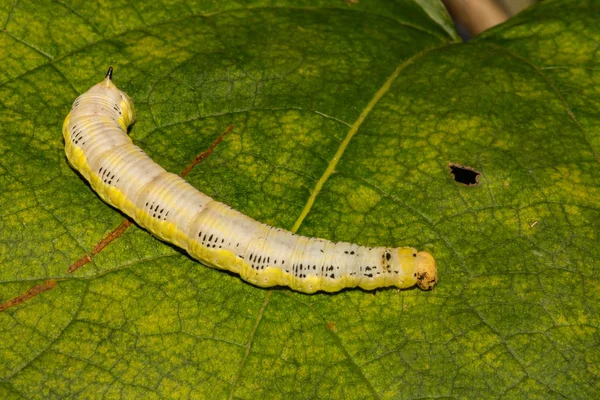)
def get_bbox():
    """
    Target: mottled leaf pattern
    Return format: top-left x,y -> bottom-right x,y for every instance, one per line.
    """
0,0 -> 598,399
